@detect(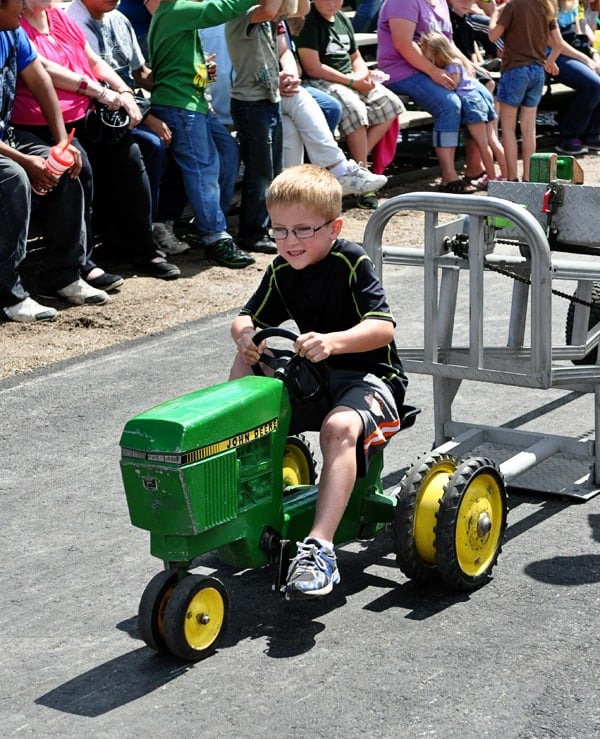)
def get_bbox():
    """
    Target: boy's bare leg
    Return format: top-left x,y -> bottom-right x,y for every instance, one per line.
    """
307,407 -> 363,543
